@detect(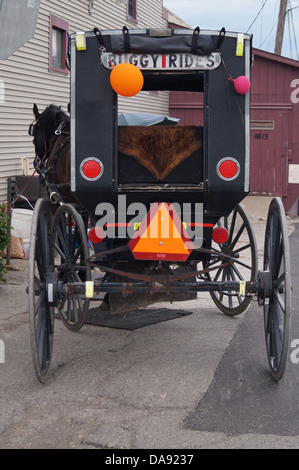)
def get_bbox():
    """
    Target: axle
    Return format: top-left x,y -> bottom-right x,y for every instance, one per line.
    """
46,276 -> 259,303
